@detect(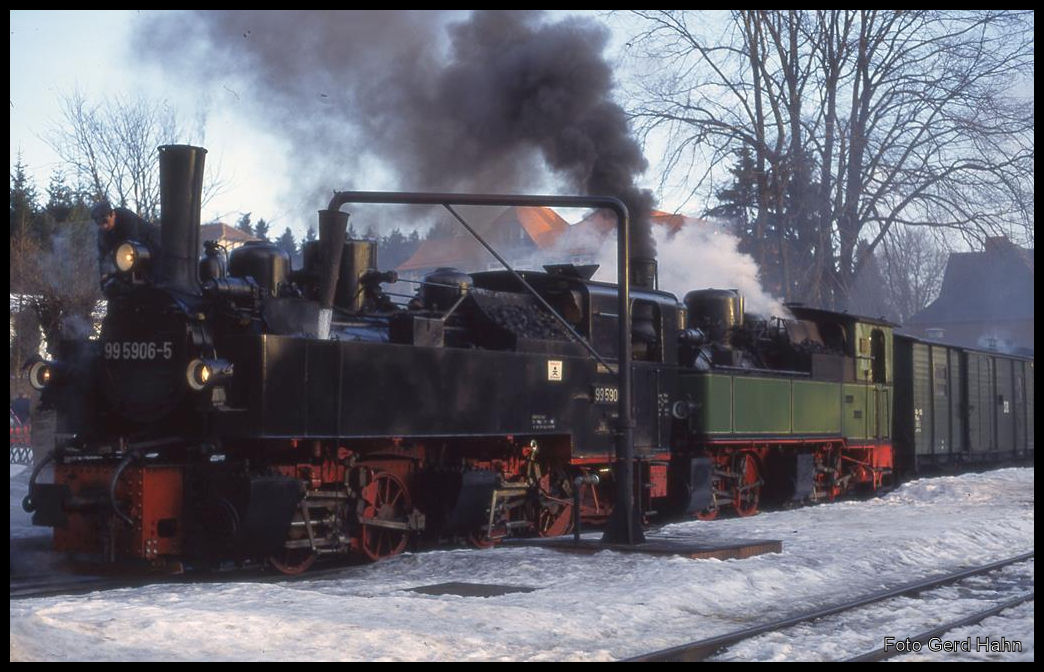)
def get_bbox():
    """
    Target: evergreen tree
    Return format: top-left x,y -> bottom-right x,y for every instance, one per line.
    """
379,228 -> 416,270
276,226 -> 297,258
254,218 -> 270,241
304,225 -> 317,244
426,218 -> 457,240
45,170 -> 76,222
236,212 -> 253,236
705,147 -> 823,303
10,153 -> 40,241
705,146 -> 760,230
